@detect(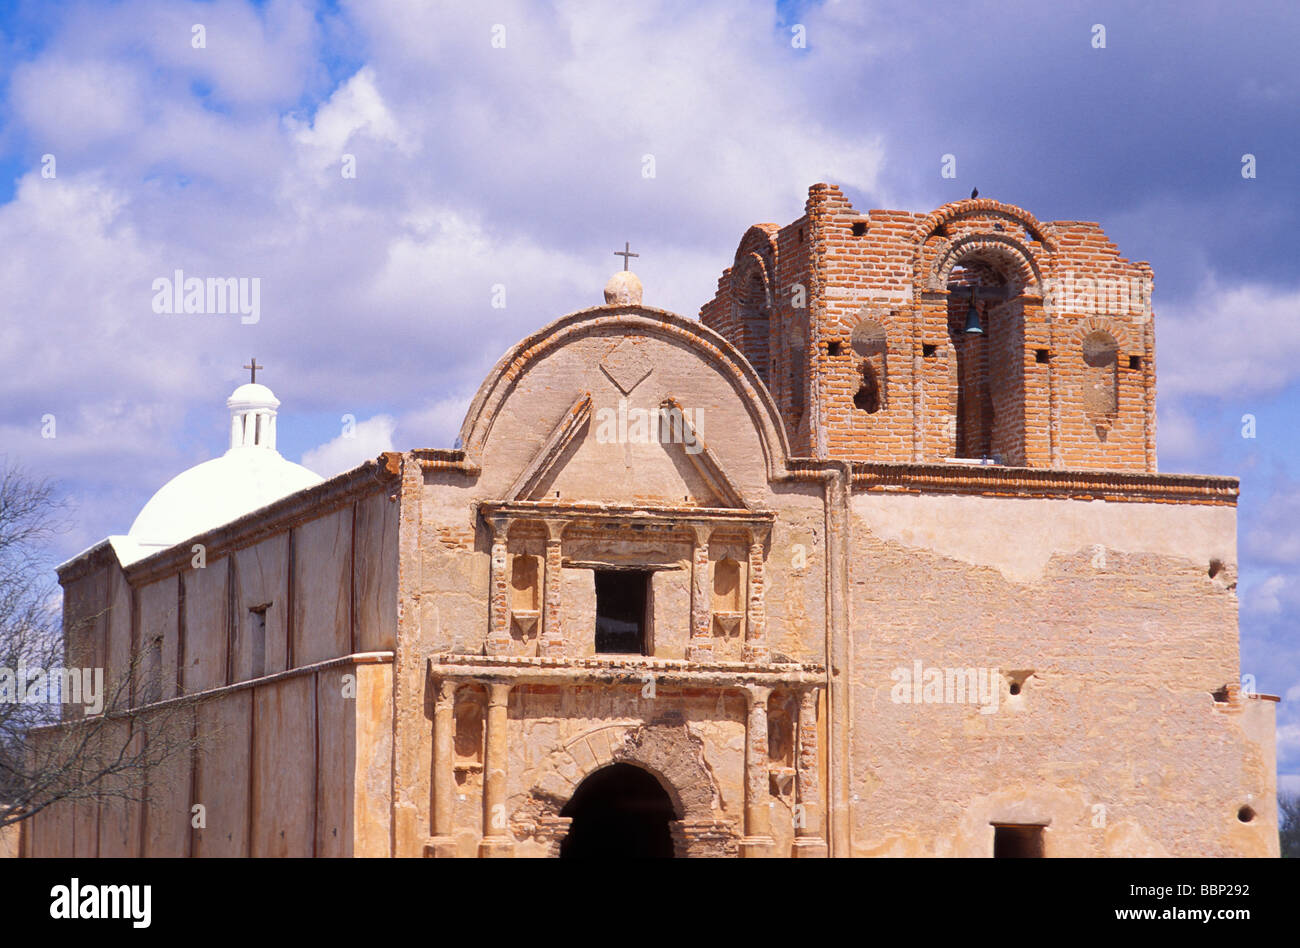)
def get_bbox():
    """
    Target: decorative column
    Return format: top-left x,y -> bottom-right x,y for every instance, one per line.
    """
743,527 -> 769,664
791,686 -> 828,857
539,520 -> 567,658
687,524 -> 713,662
487,518 -> 511,655
478,681 -> 514,857
425,678 -> 459,858
740,684 -> 774,857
